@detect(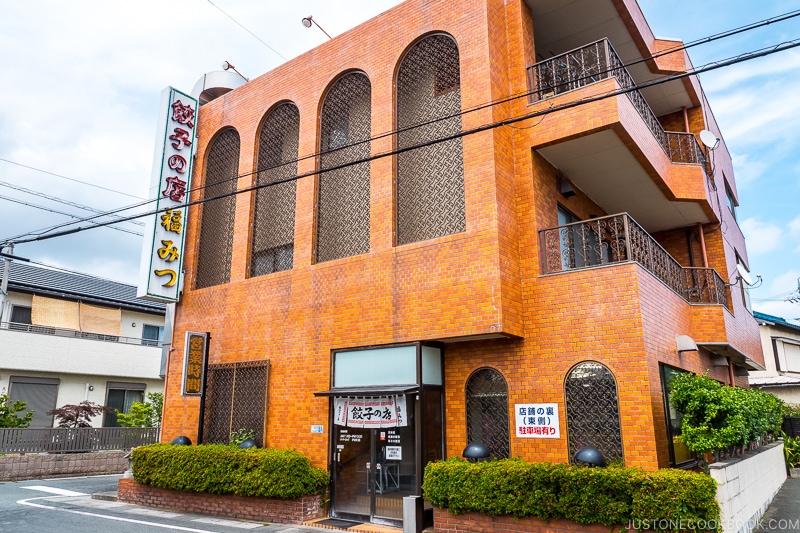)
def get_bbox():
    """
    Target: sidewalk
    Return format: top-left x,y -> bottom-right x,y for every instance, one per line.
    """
753,477 -> 800,533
